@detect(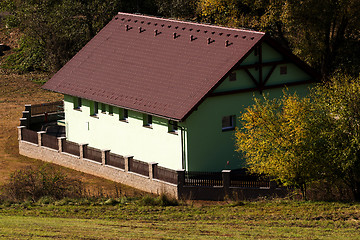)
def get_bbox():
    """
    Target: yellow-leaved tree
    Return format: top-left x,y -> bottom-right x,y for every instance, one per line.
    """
236,75 -> 360,201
